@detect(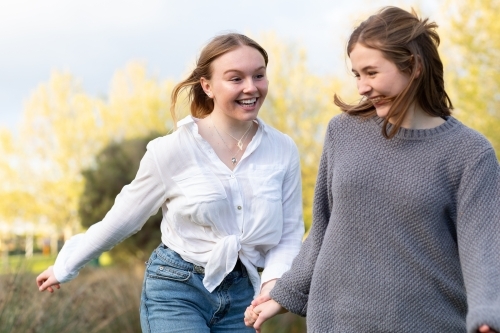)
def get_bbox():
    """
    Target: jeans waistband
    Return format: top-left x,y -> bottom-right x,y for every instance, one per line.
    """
161,244 -> 244,274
